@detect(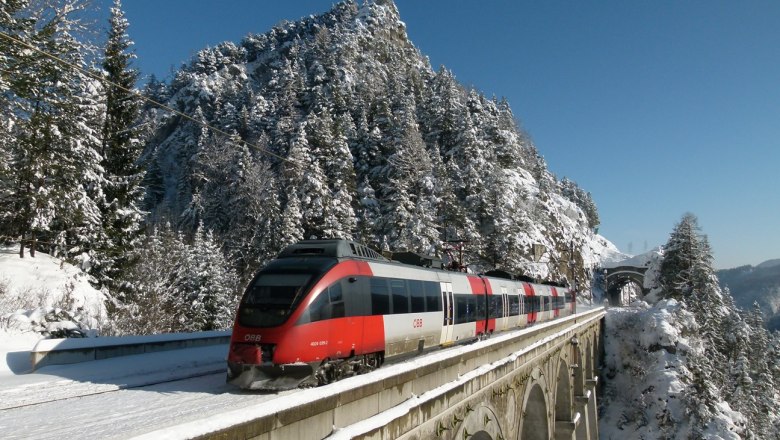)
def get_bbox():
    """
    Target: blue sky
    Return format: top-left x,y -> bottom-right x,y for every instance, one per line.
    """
98,0 -> 780,269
